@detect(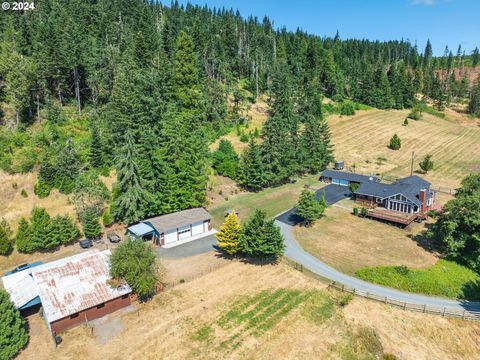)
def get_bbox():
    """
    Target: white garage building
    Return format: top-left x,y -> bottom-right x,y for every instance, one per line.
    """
127,208 -> 215,248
